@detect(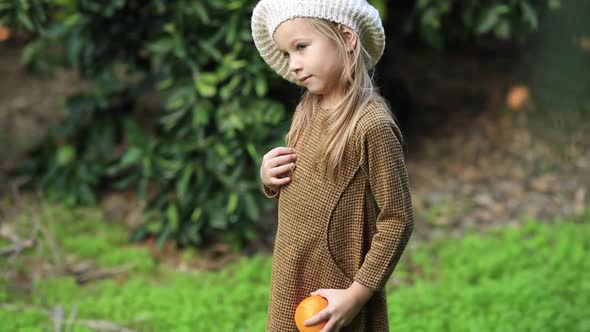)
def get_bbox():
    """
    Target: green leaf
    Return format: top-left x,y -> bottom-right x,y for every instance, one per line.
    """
246,143 -> 258,161
478,5 -> 511,35
192,103 -> 210,127
225,15 -> 238,45
56,145 -> 75,166
20,40 -> 41,67
177,166 -> 193,202
17,11 -> 34,30
194,73 -> 218,97
148,38 -> 176,54
163,23 -> 175,34
167,204 -> 179,228
230,114 -> 244,130
199,40 -> 223,61
214,143 -> 229,158
243,192 -> 259,221
120,147 -> 142,167
229,59 -> 247,70
157,78 -> 174,90
220,76 -> 241,101
547,0 -> 560,10
210,207 -> 227,229
241,80 -> 252,96
421,8 -> 440,29
191,207 -> 202,222
226,192 -> 238,214
226,0 -> 243,10
520,2 -> 538,30
192,2 -> 209,24
494,20 -> 511,39
255,76 -> 267,97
